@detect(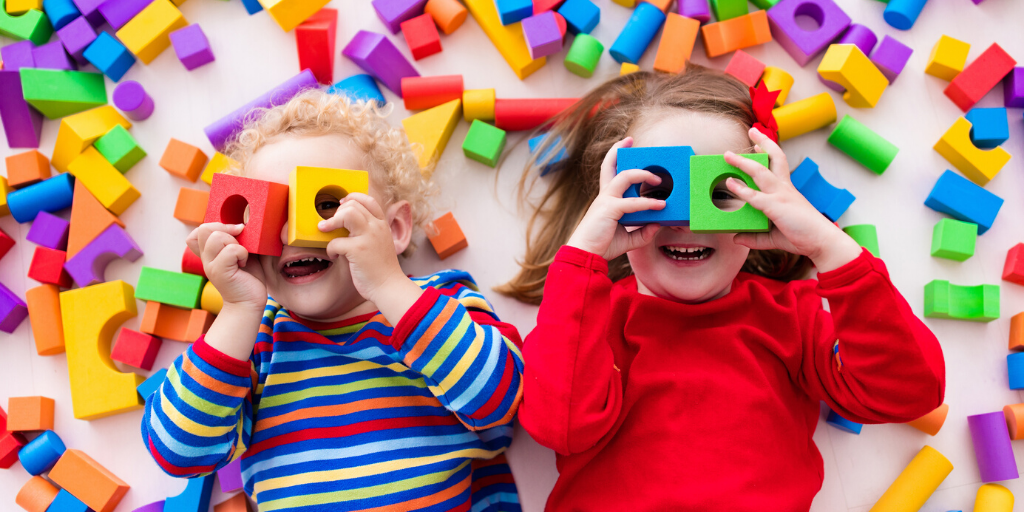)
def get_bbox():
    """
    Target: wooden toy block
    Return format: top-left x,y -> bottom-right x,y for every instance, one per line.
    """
564,33 -> 603,78
18,430 -> 66,475
67,181 -> 125,258
556,0 -> 598,34
827,115 -> 898,174
0,282 -> 29,333
462,120 -> 507,168
140,301 -> 214,342
201,281 -> 223,315
201,152 -> 238,185
112,80 -> 154,121
946,43 -> 1016,112
160,138 -> 209,183
678,0 -> 709,21
402,75 -> 463,110
98,0 -> 156,30
1006,67 -> 1024,108
46,489 -> 90,512
111,327 -> 161,370
49,449 -> 130,512
402,98 -> 461,173
522,11 -> 562,60
205,173 -> 289,256
83,31 -> 136,82
341,31 -> 419,96
724,50 -> 765,87
0,431 -> 28,468
214,493 -> 252,512
428,212 -> 467,259
923,279 -> 999,322
825,409 -> 861,434
7,0 -> 41,14
528,134 -> 567,175
617,145 -> 694,226
174,188 -> 210,226
295,8 -> 336,84
7,396 -> 54,431
933,117 -> 1010,186
0,70 -> 44,148
165,474 -> 215,512
495,0 -> 530,25
1010,312 -> 1024,351
19,68 -> 107,119
327,74 -> 386,106
136,266 -> 204,309
906,403 -> 948,436
493,98 -> 577,131
3,0 -> 53,44
6,149 -> 51,188
114,0 -> 187,64
843,225 -> 879,257
974,483 -> 1014,511
925,36 -> 968,81
766,0 -> 849,66
94,125 -> 146,174
28,247 -> 73,288
217,458 -> 244,492
463,88 -> 495,121
60,281 -> 145,419
965,108 -> 1009,149
1,40 -> 34,70
15,475 -> 59,512
1002,244 -> 1024,286
710,0 -> 745,20
463,0 -> 544,80
760,66 -> 793,106
689,154 -> 770,233
789,157 -> 853,222
883,0 -> 928,30
137,368 -> 167,400
33,39 -> 76,70
56,16 -> 96,65
52,105 -> 132,173
925,170 -> 1002,234
7,173 -> 75,223
26,284 -> 65,355
773,92 -> 835,141
67,147 -> 140,216
701,10 -> 770,58
968,411 -> 1018,482
371,0 -> 426,33
818,44 -> 887,108
182,246 -> 206,277
930,218 -> 976,261
287,166 -> 370,247
169,24 -> 214,70
869,446 -> 951,511
871,35 -> 912,84
0,228 -> 13,259
620,62 -> 639,75
609,2 -> 664,65
424,0 -> 466,34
